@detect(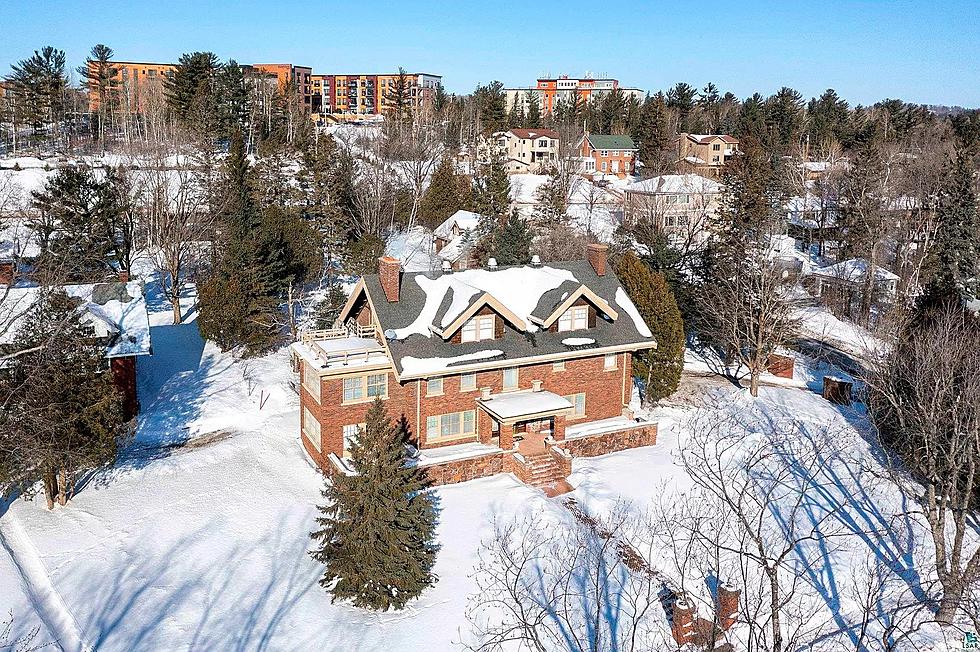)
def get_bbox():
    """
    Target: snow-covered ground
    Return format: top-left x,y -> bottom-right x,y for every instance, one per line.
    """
0,273 -> 968,651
